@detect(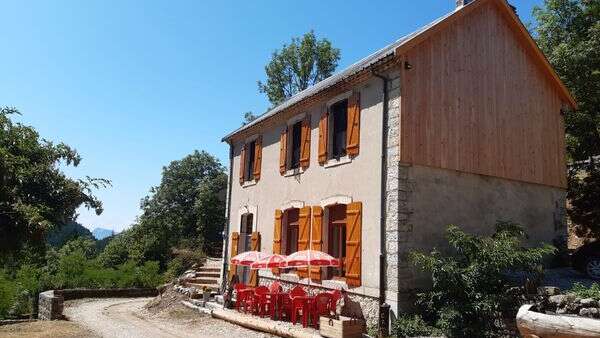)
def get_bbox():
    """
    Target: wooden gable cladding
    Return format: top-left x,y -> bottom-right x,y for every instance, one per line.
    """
399,0 -> 567,188
279,128 -> 287,175
310,206 -> 323,282
253,136 -> 262,181
346,92 -> 361,157
228,232 -> 239,282
296,206 -> 311,279
345,202 -> 362,287
300,116 -> 311,170
238,145 -> 246,185
248,231 -> 261,286
318,106 -> 328,165
272,209 -> 282,275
